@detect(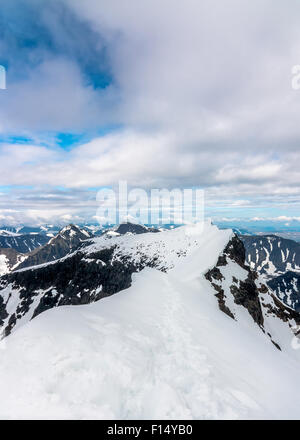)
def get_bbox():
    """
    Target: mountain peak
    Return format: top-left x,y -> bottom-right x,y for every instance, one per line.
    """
55,224 -> 92,241
16,224 -> 93,271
